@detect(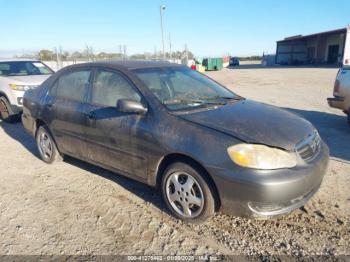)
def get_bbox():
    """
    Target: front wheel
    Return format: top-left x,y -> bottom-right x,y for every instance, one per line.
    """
36,126 -> 62,164
0,96 -> 18,123
161,162 -> 216,222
